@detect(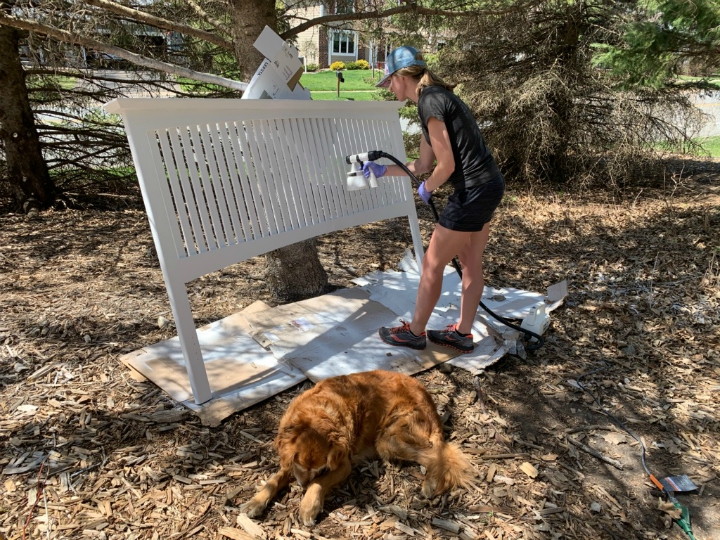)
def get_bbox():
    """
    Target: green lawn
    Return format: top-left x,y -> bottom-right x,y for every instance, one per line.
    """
26,75 -> 76,91
699,135 -> 720,157
310,91 -> 378,101
655,135 -> 720,158
677,75 -> 720,86
56,76 -> 76,90
300,69 -> 383,91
